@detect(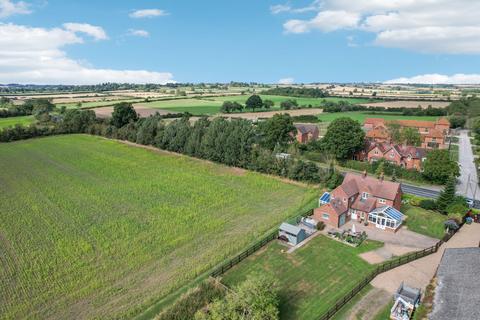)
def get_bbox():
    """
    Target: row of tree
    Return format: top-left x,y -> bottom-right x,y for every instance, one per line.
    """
0,98 -> 55,118
220,95 -> 274,113
261,86 -> 328,98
